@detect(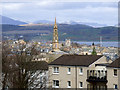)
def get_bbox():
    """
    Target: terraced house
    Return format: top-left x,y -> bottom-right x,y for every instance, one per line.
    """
48,55 -> 120,89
